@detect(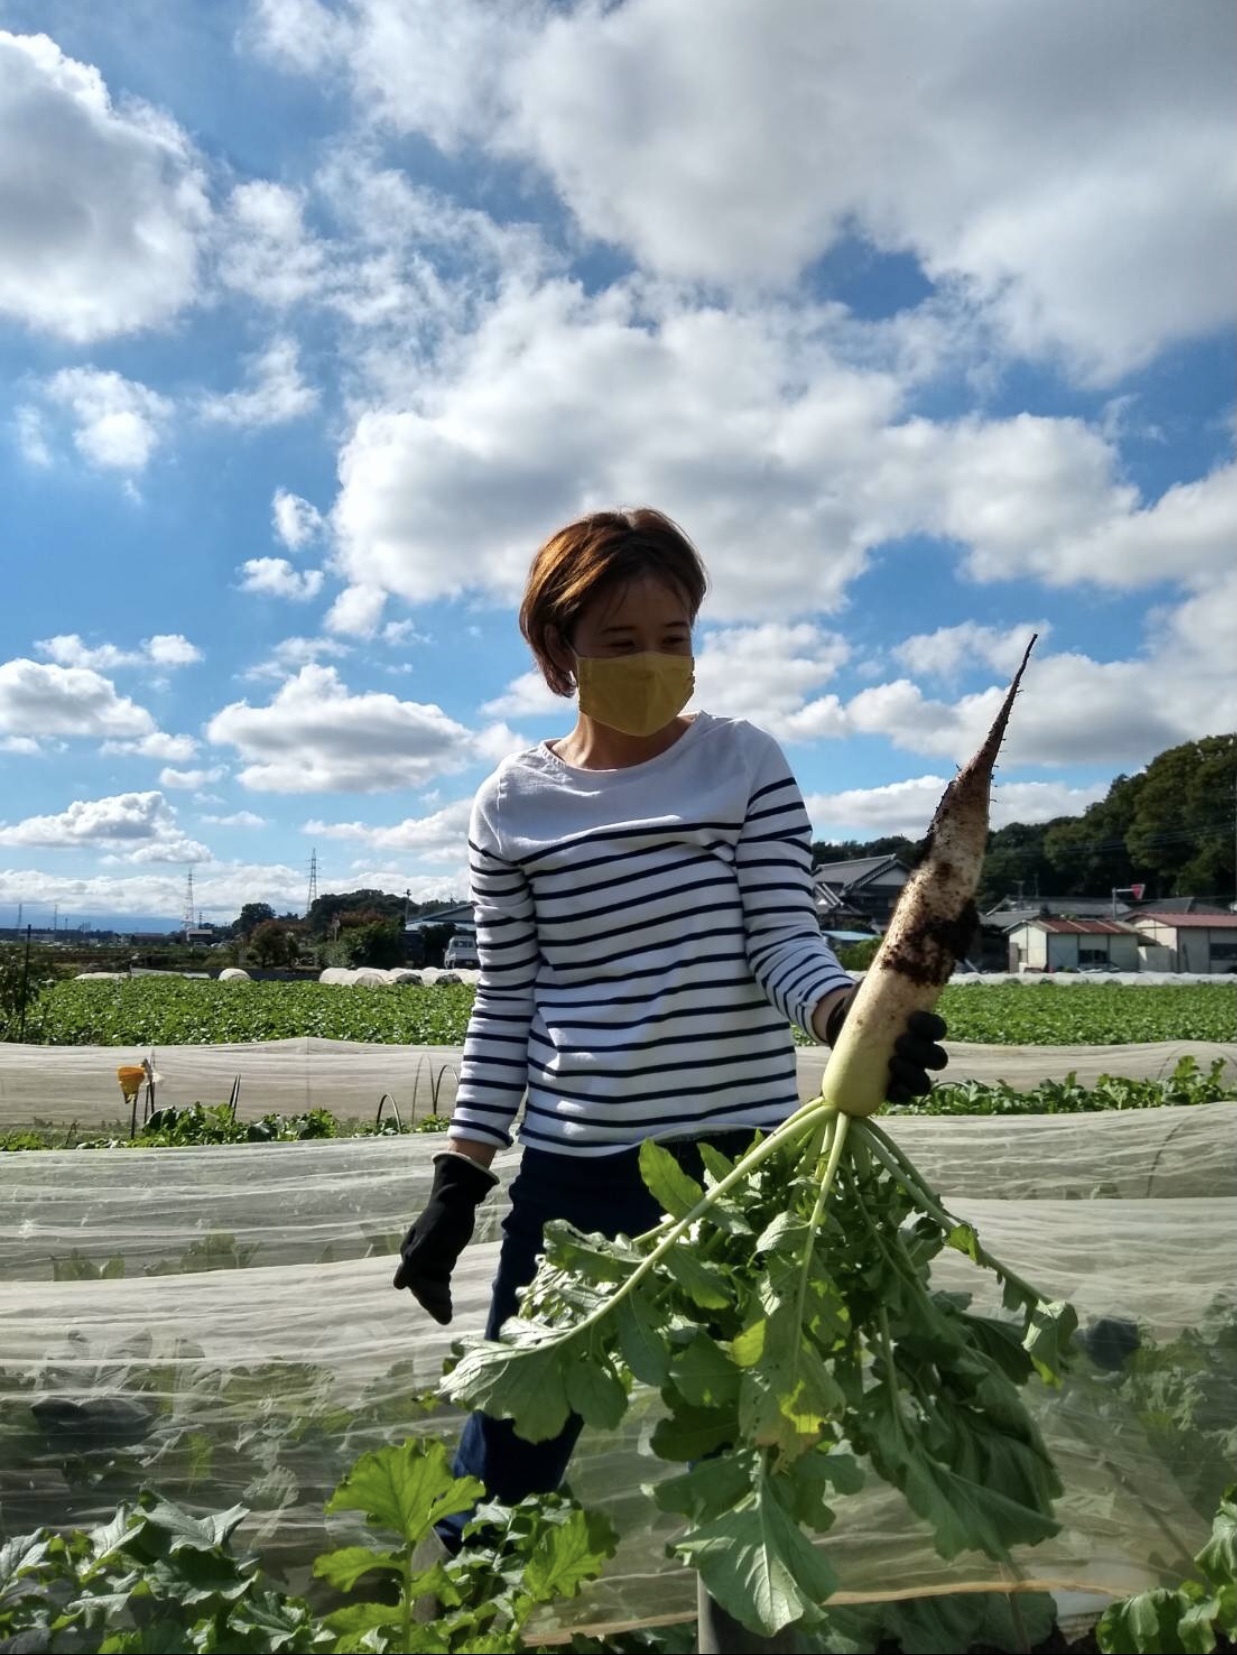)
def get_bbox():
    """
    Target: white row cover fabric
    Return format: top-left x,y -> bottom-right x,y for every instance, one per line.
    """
1,1037 -> 1233,1130
2,1104 -> 1233,1283
1,1112 -> 1233,1631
